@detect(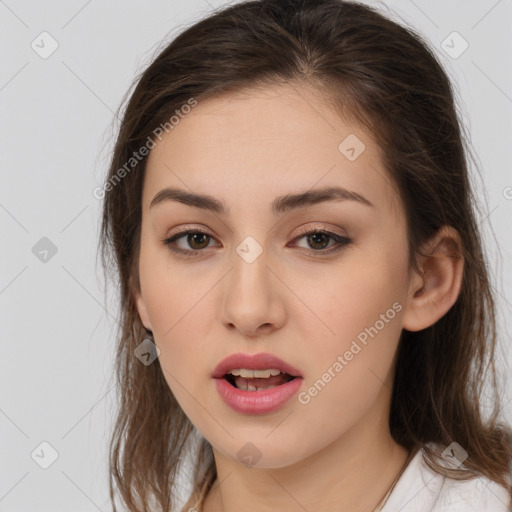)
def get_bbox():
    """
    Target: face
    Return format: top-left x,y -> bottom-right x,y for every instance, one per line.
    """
134,82 -> 414,468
